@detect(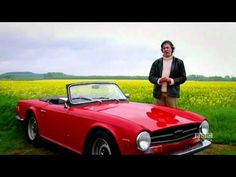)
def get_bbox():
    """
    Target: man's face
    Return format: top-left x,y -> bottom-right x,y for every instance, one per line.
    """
161,43 -> 172,57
